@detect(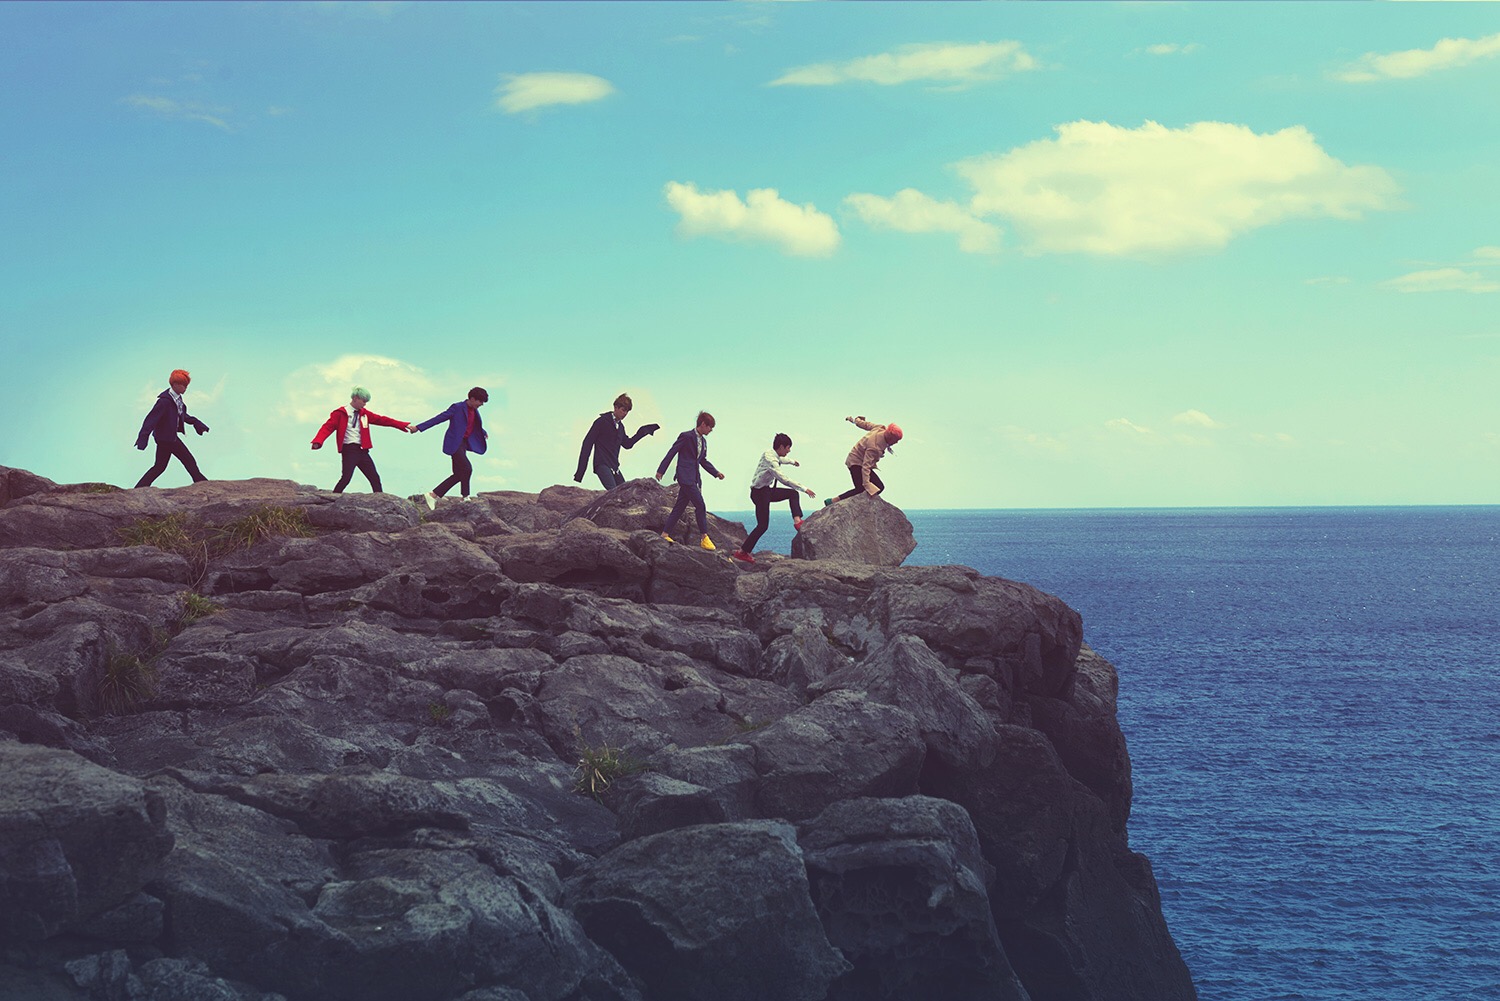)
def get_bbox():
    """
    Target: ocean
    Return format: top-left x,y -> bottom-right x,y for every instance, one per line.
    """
726,506 -> 1500,1001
